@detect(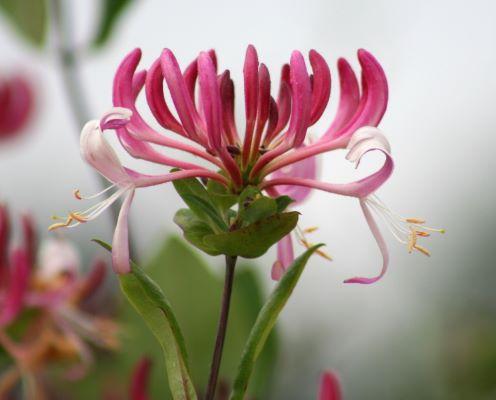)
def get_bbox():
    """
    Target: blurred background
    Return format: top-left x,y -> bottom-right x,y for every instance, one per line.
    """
1,0 -> 495,398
